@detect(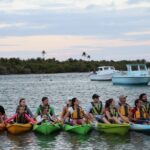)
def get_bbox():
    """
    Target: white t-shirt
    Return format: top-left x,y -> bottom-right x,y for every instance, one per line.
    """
68,107 -> 74,114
